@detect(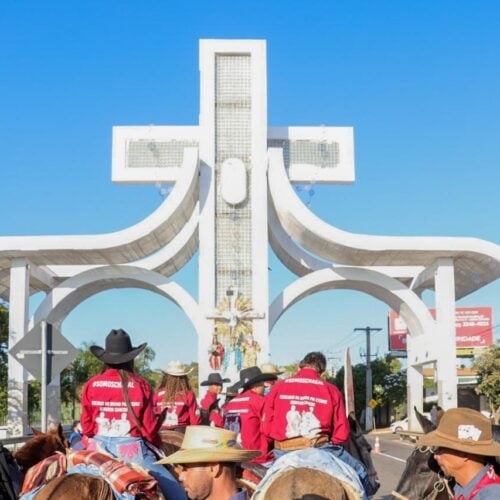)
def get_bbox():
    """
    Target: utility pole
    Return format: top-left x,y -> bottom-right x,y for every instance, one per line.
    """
355,326 -> 382,431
